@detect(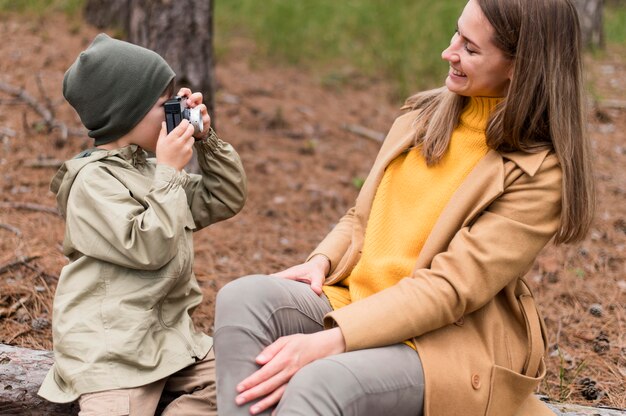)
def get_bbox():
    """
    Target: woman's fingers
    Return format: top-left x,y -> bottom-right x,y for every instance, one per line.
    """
237,339 -> 288,393
250,384 -> 287,415
236,370 -> 290,408
256,337 -> 288,365
271,262 -> 325,295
